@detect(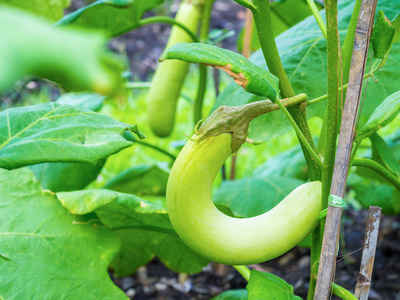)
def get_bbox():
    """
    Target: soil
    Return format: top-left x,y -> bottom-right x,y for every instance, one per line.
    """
67,1 -> 400,299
